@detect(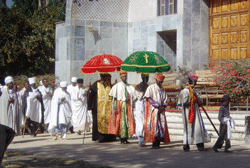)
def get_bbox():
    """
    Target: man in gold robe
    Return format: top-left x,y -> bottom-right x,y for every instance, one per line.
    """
88,74 -> 116,142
